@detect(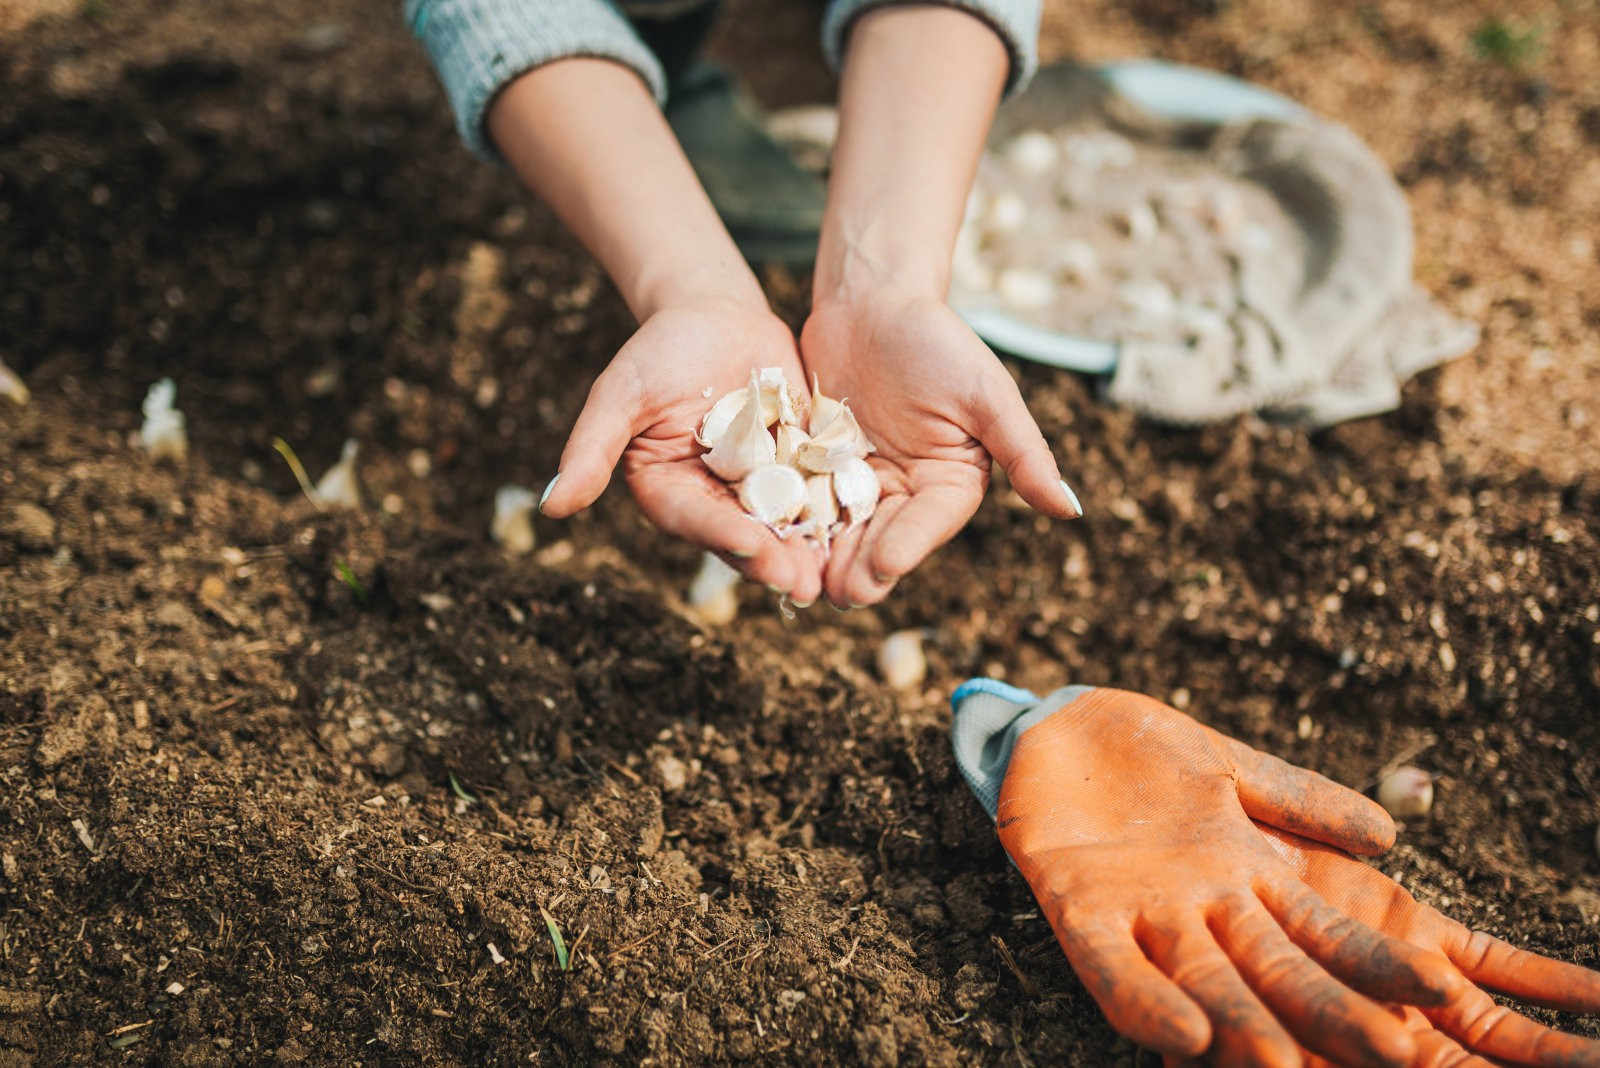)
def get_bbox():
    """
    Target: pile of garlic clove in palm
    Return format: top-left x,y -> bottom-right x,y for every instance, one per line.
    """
698,369 -> 879,548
